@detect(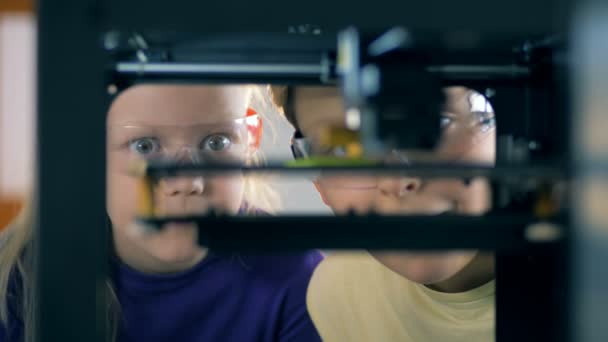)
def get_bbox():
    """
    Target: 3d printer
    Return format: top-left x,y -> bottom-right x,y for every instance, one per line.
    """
35,1 -> 605,341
